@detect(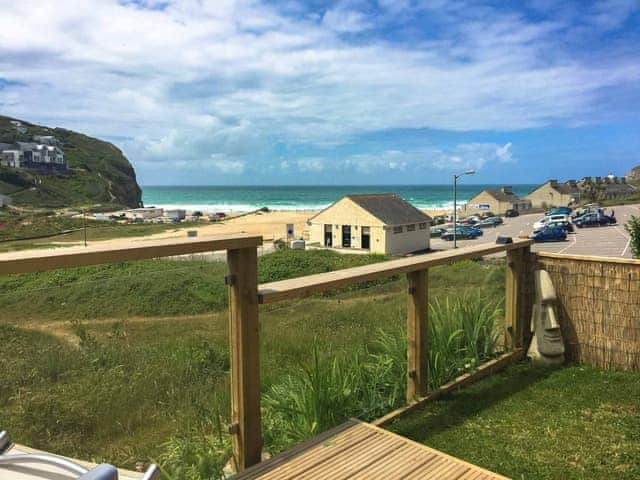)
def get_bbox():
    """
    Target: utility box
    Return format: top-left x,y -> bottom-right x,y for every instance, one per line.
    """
290,239 -> 305,250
